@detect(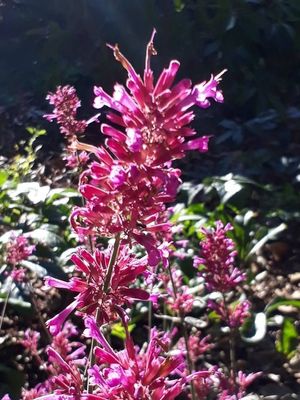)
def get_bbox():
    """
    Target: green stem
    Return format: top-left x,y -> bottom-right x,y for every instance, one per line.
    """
26,280 -> 52,343
167,264 -> 196,400
222,294 -> 238,397
103,233 -> 121,294
87,233 -> 121,393
0,280 -> 12,333
148,300 -> 152,342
